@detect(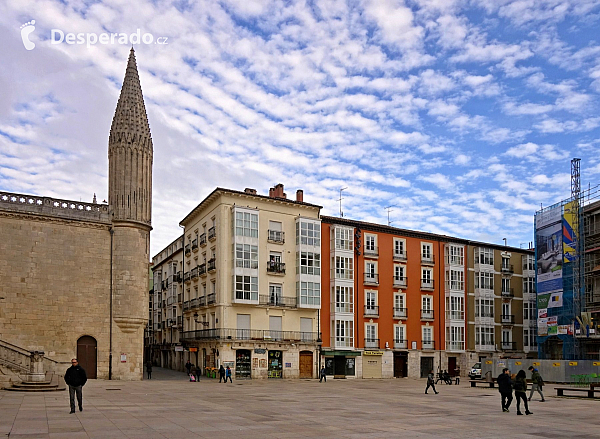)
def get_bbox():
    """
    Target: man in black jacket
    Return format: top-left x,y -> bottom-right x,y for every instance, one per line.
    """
497,368 -> 513,413
64,358 -> 87,414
